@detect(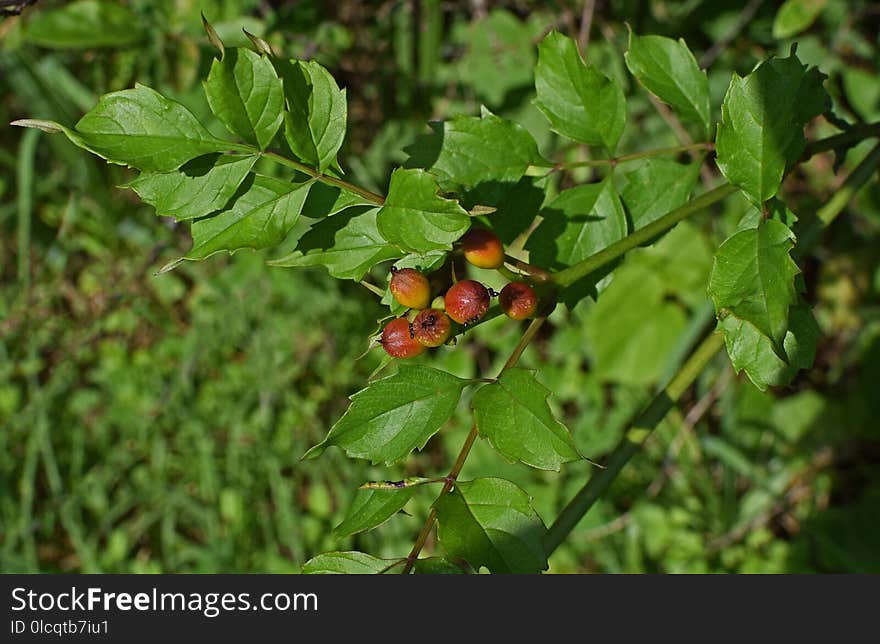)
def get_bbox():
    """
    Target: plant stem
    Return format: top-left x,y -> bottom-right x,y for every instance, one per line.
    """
552,183 -> 738,288
260,150 -> 386,206
802,121 -> 880,159
504,254 -> 553,282
554,142 -> 713,170
543,331 -> 725,555
402,313 -> 551,573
